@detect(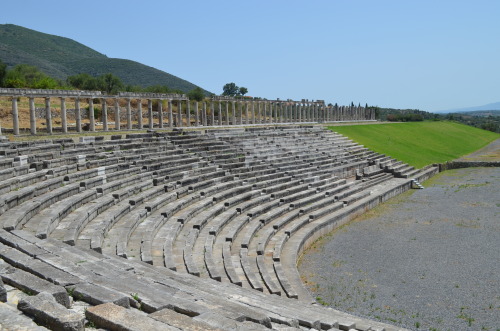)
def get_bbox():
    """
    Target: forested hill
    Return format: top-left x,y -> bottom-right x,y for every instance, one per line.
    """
0,24 -> 205,92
